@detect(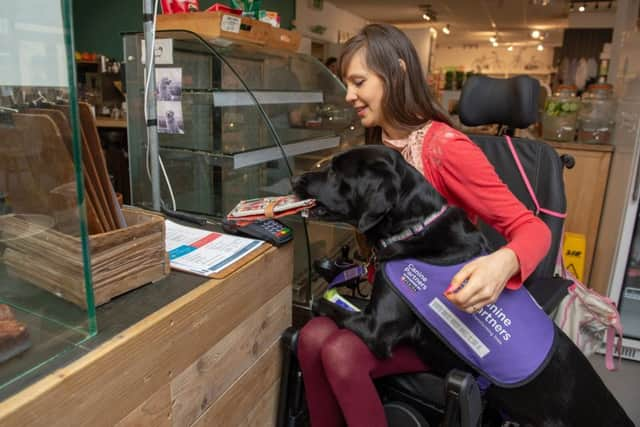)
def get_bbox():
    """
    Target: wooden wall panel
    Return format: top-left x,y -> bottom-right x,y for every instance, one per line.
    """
192,341 -> 282,427
0,245 -> 293,427
170,286 -> 291,427
115,385 -> 171,427
244,380 -> 280,427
